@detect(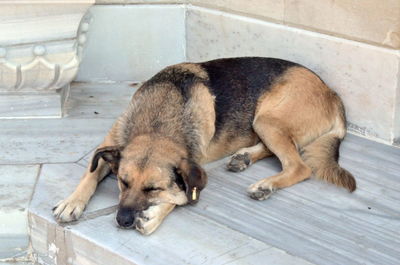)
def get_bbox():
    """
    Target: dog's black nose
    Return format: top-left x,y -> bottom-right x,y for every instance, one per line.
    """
116,208 -> 135,228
